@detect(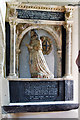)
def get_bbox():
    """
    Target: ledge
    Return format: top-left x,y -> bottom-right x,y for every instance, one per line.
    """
7,77 -> 73,81
2,103 -> 79,113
